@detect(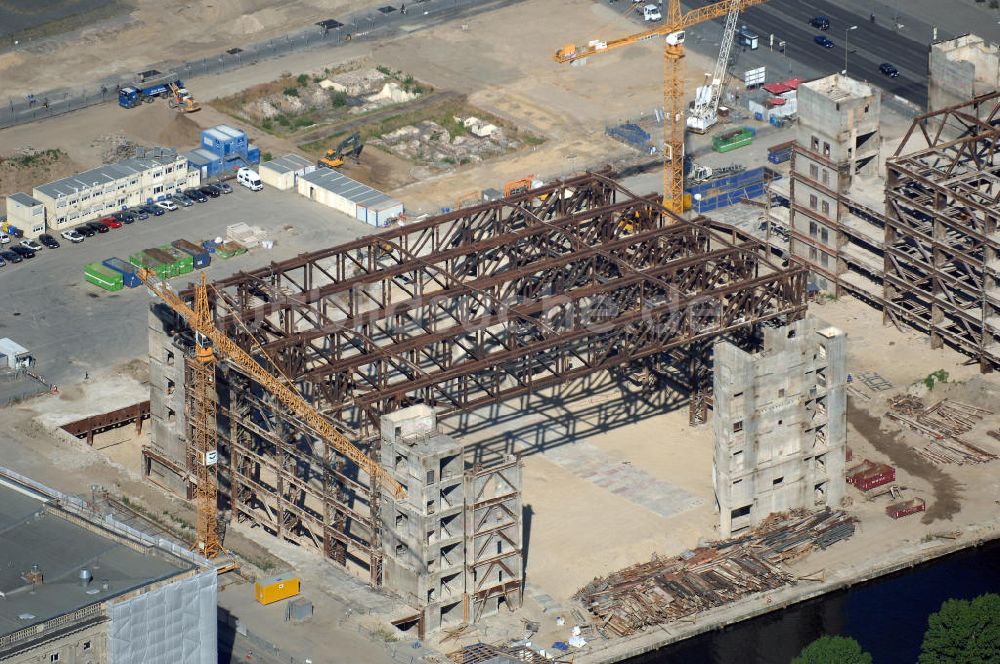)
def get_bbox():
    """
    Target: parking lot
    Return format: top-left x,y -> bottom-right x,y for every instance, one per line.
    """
0,186 -> 378,387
